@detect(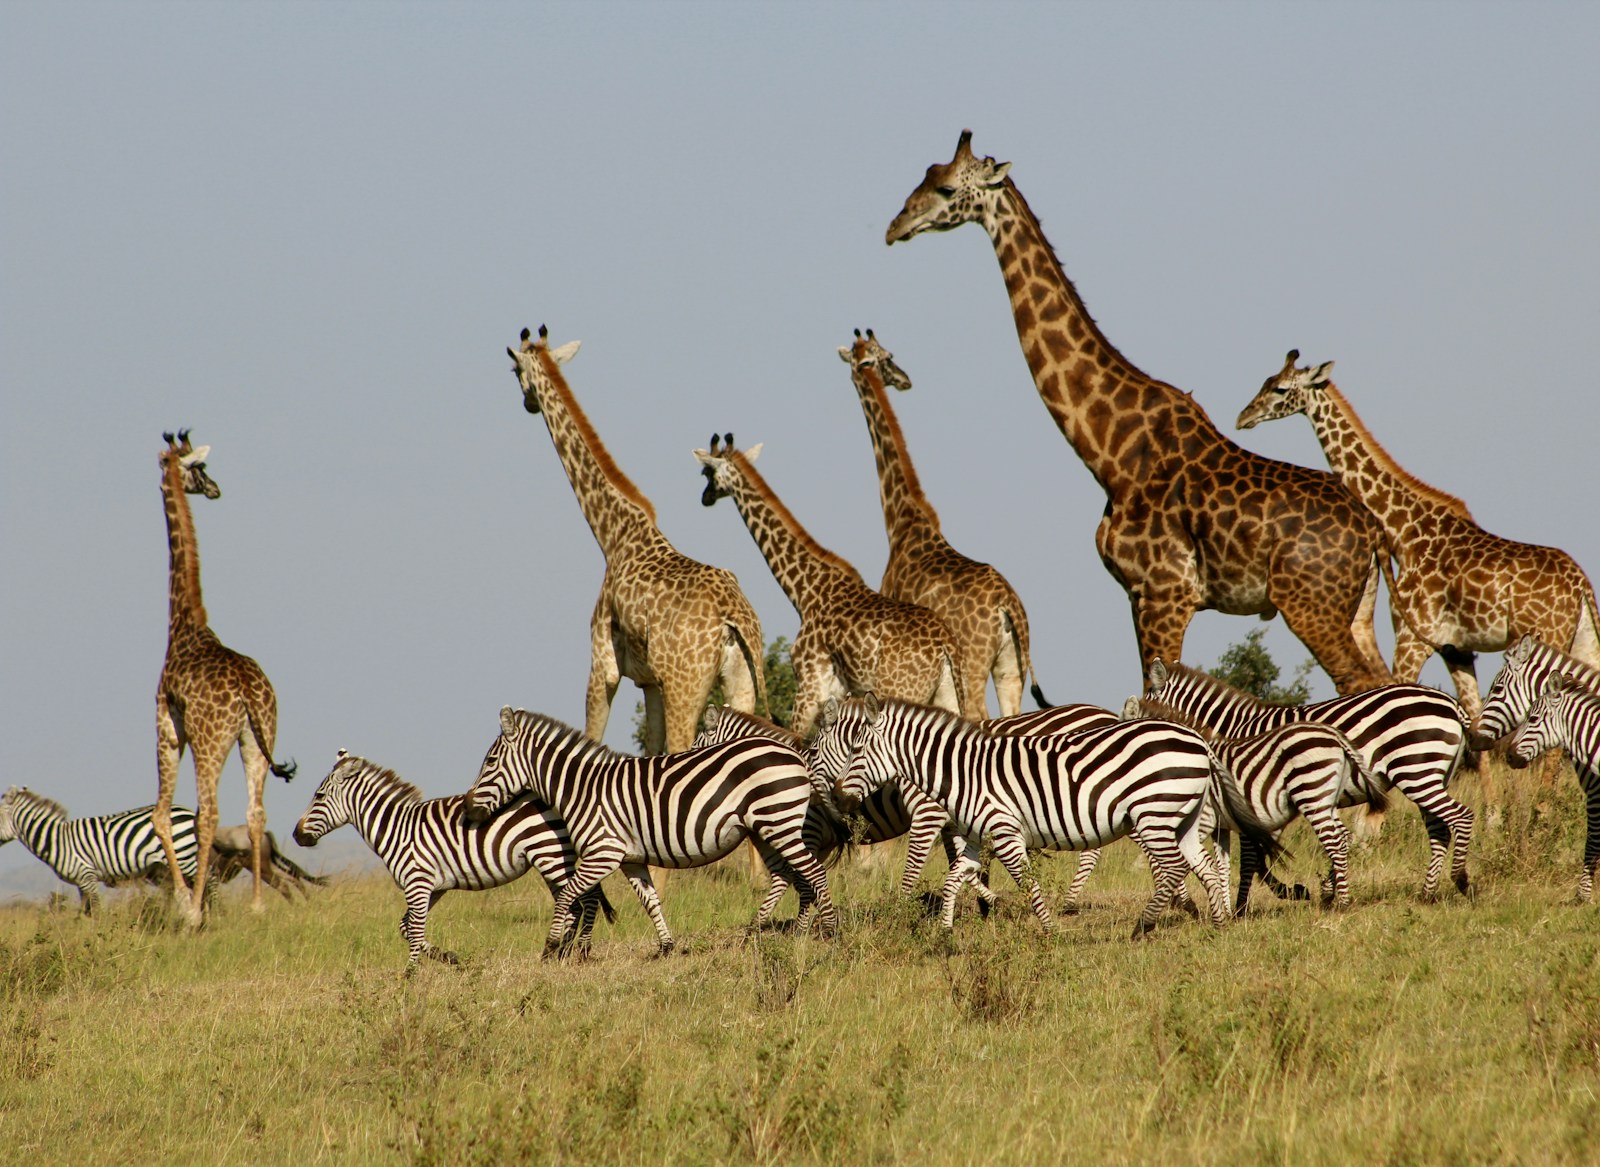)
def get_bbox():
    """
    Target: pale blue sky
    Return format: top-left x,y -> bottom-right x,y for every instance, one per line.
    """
3,3 -> 1597,888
